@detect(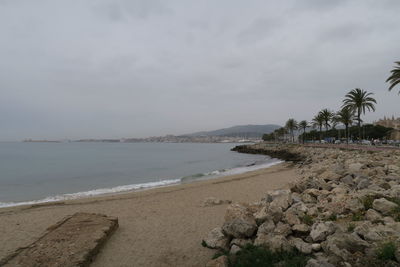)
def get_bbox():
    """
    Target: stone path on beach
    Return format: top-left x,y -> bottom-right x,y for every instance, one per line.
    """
1,212 -> 118,267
